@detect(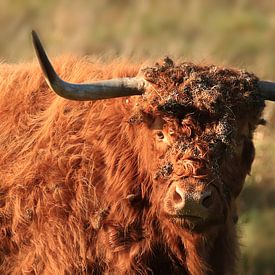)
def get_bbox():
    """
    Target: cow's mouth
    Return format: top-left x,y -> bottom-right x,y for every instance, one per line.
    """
170,214 -> 224,232
170,215 -> 203,231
